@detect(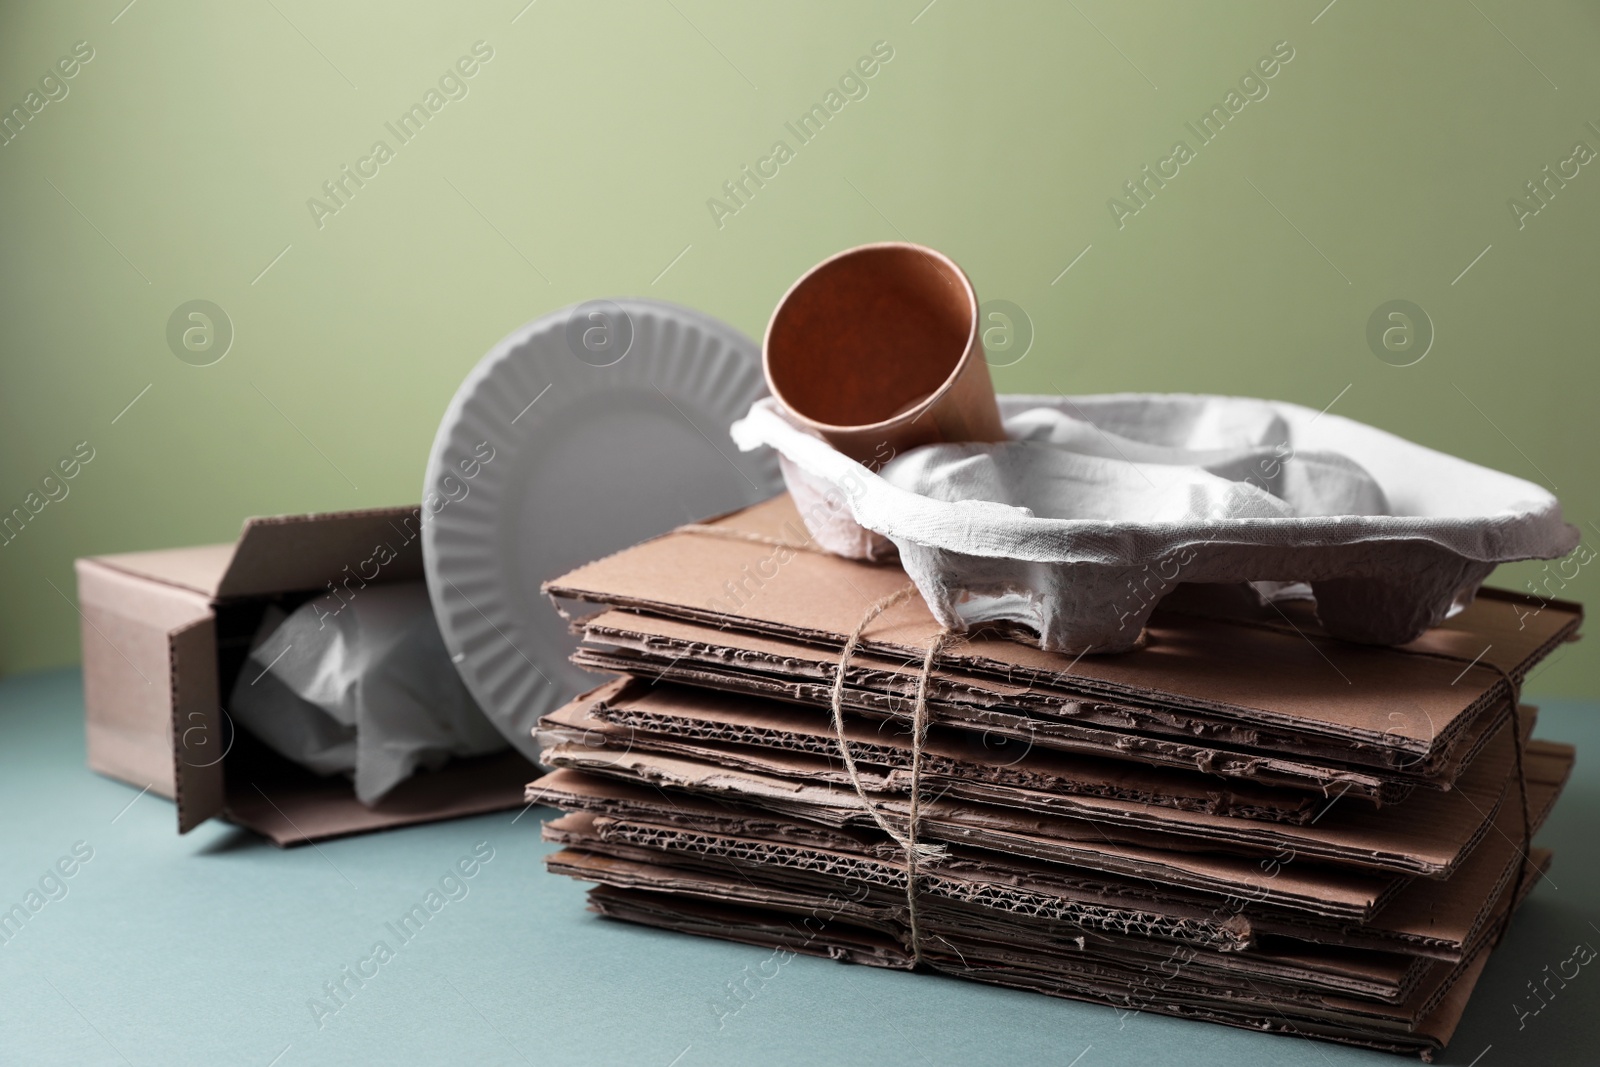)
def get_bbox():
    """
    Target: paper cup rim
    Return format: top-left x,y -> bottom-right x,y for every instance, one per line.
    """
762,241 -> 981,438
